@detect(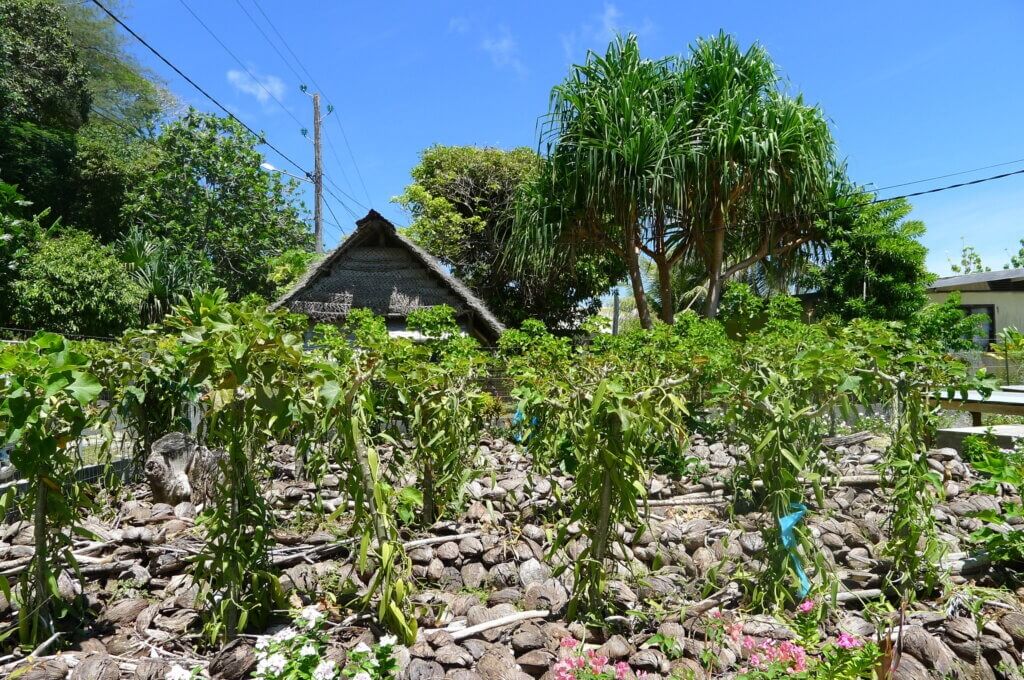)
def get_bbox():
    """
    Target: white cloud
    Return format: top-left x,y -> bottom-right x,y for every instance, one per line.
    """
481,27 -> 526,77
599,3 -> 623,40
561,3 -> 655,63
226,68 -> 287,107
